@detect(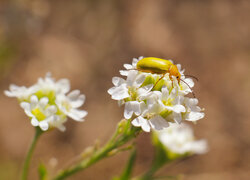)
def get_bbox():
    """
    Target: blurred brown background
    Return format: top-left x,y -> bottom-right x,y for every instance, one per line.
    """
0,0 -> 250,179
